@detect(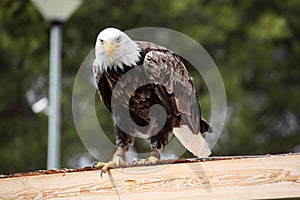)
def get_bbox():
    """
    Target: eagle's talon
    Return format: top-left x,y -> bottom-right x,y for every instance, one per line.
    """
146,156 -> 159,165
92,162 -> 98,168
131,158 -> 139,165
92,162 -> 105,169
136,156 -> 159,166
98,156 -> 128,177
100,169 -> 104,177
